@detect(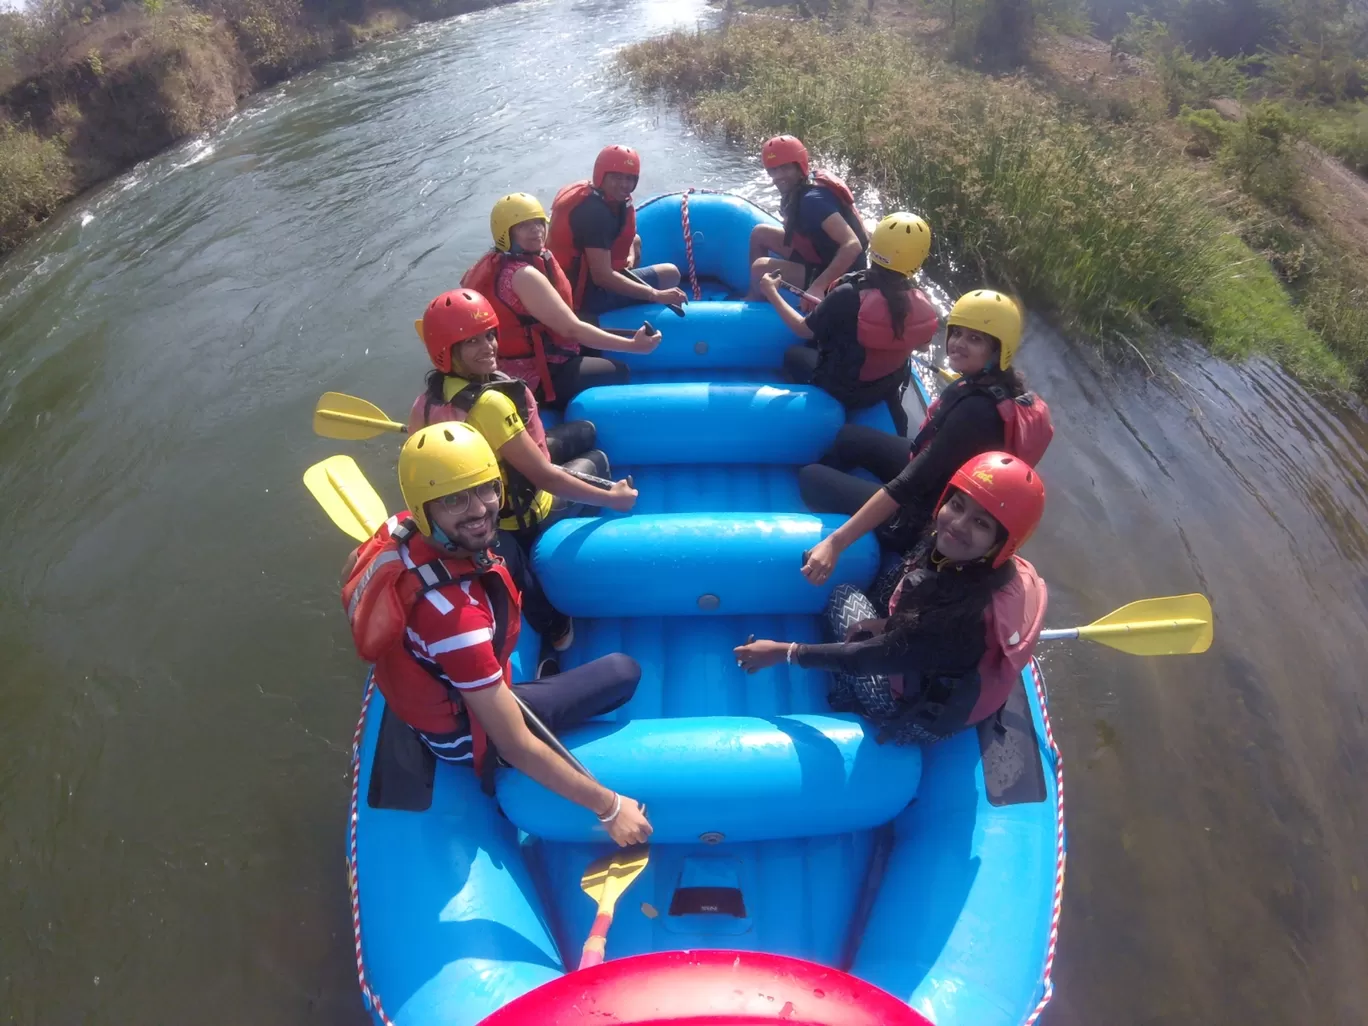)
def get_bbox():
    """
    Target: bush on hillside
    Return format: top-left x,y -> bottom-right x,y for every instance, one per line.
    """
0,120 -> 70,254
